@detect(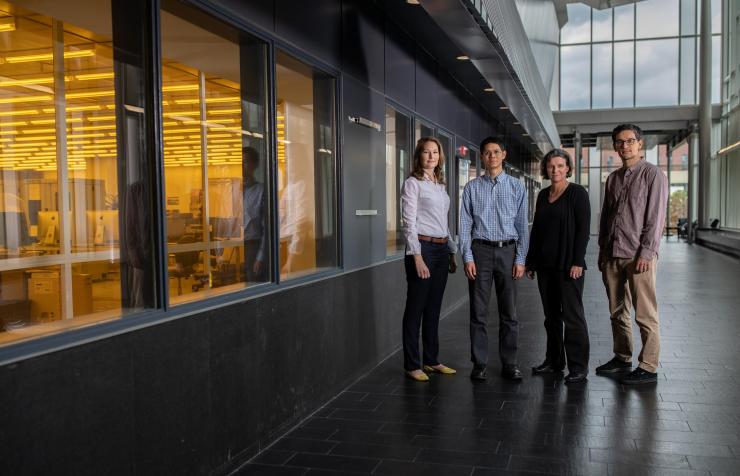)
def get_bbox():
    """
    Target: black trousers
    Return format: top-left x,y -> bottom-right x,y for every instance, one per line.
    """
402,241 -> 450,370
469,242 -> 518,367
536,270 -> 590,373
